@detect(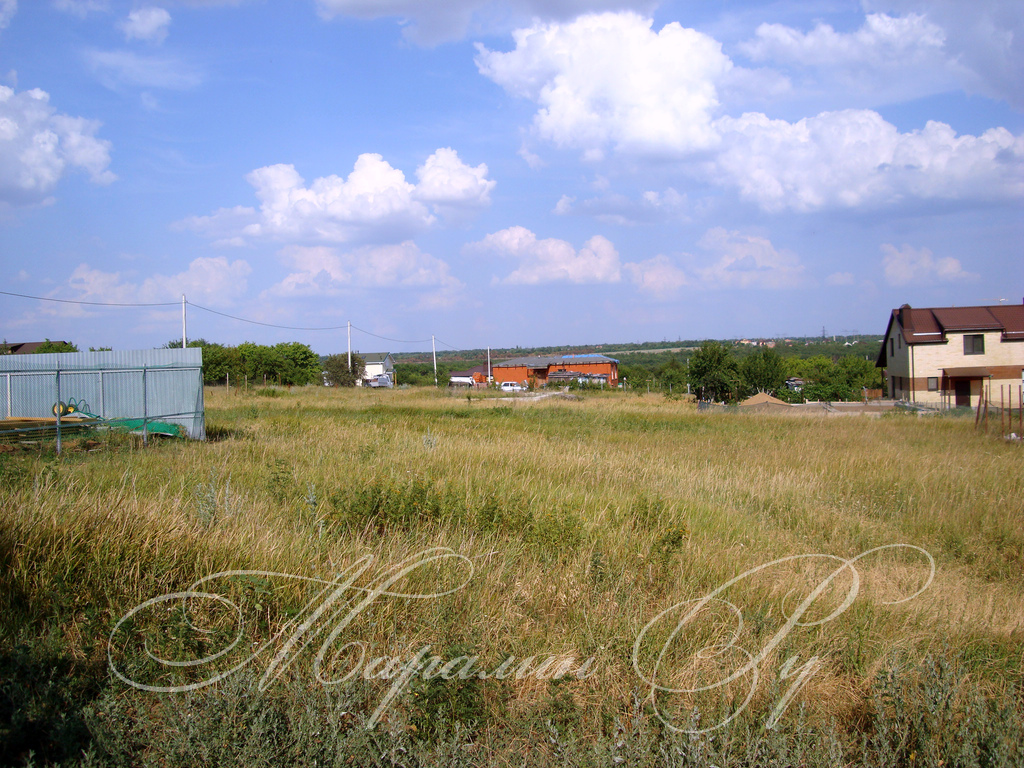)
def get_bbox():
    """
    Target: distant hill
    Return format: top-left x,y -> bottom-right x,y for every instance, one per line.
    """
391,335 -> 883,368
